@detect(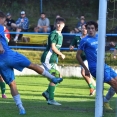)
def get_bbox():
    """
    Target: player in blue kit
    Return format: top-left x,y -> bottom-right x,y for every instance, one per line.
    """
70,24 -> 96,96
76,21 -> 117,110
0,11 -> 63,115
